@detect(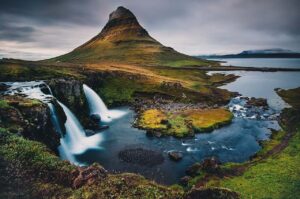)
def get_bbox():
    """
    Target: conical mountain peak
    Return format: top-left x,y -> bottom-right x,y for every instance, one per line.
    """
108,6 -> 136,21
53,6 -> 205,67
